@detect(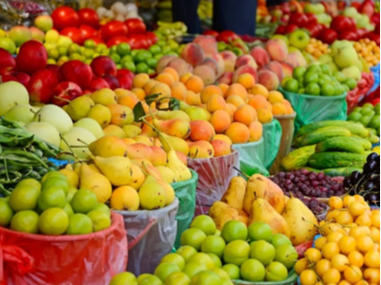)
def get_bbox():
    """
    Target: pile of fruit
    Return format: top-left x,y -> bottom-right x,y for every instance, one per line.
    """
282,120 -> 377,175
347,103 -> 380,137
110,217 -> 298,284
354,39 -> 380,67
0,171 -> 112,235
96,2 -> 141,22
305,38 -> 331,60
296,194 -> 380,285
